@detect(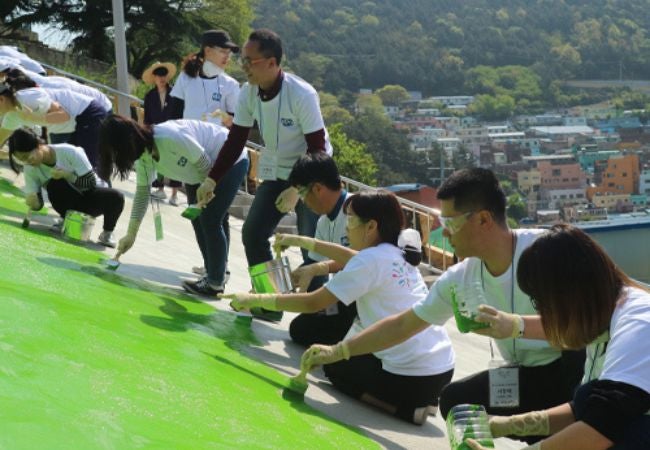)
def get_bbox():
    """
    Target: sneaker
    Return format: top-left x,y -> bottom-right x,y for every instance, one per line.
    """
192,266 -> 206,276
50,219 -> 63,234
250,307 -> 283,323
97,230 -> 116,248
412,406 -> 429,425
168,195 -> 180,206
427,405 -> 438,417
151,189 -> 167,200
182,277 -> 223,297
